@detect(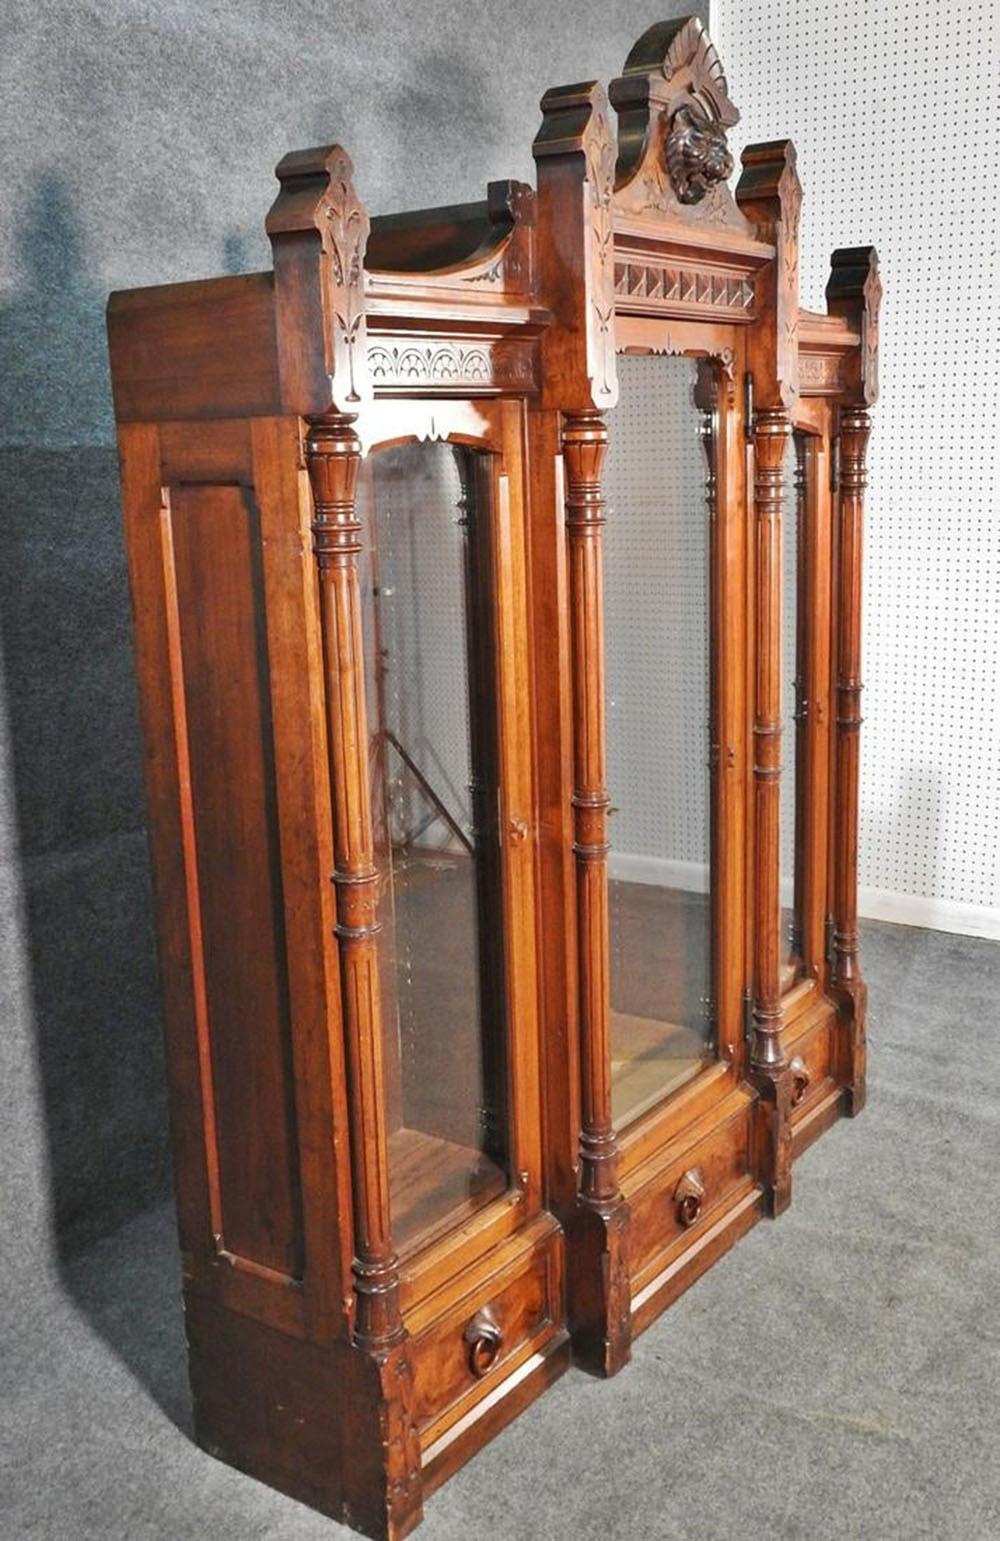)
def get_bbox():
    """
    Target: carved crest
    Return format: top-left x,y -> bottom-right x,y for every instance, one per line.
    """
609,17 -> 749,229
667,107 -> 735,206
661,17 -> 738,204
